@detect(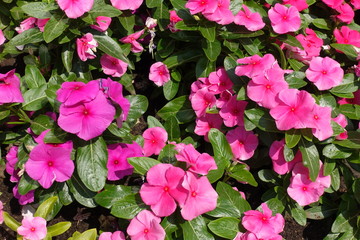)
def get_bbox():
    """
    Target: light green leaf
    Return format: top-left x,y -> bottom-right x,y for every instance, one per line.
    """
181,216 -> 215,240
208,217 -> 240,239
128,157 -> 161,175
